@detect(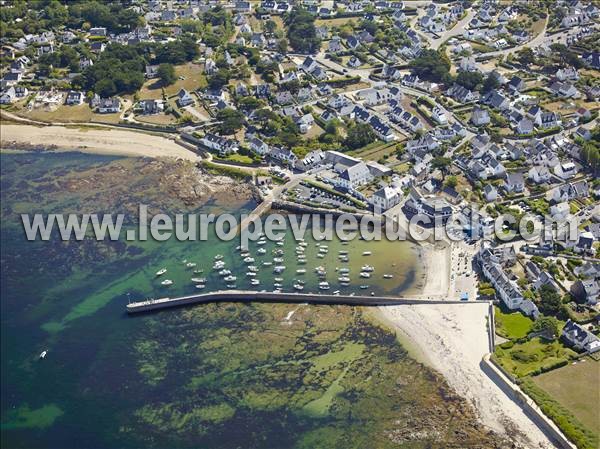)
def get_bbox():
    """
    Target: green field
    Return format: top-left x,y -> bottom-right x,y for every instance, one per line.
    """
533,359 -> 600,436
494,337 -> 577,377
494,306 -> 533,339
